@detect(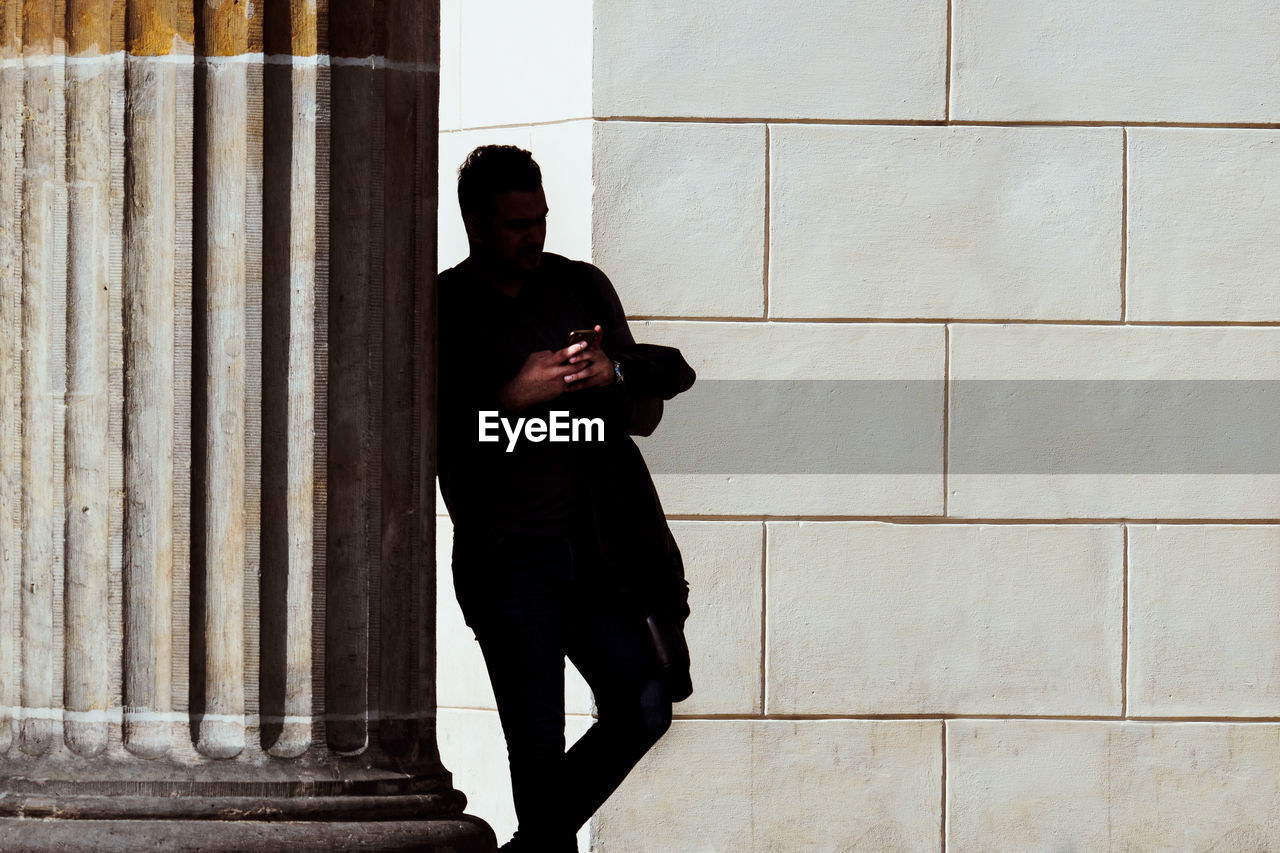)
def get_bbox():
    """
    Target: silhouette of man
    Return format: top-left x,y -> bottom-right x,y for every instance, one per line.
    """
437,145 -> 695,852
